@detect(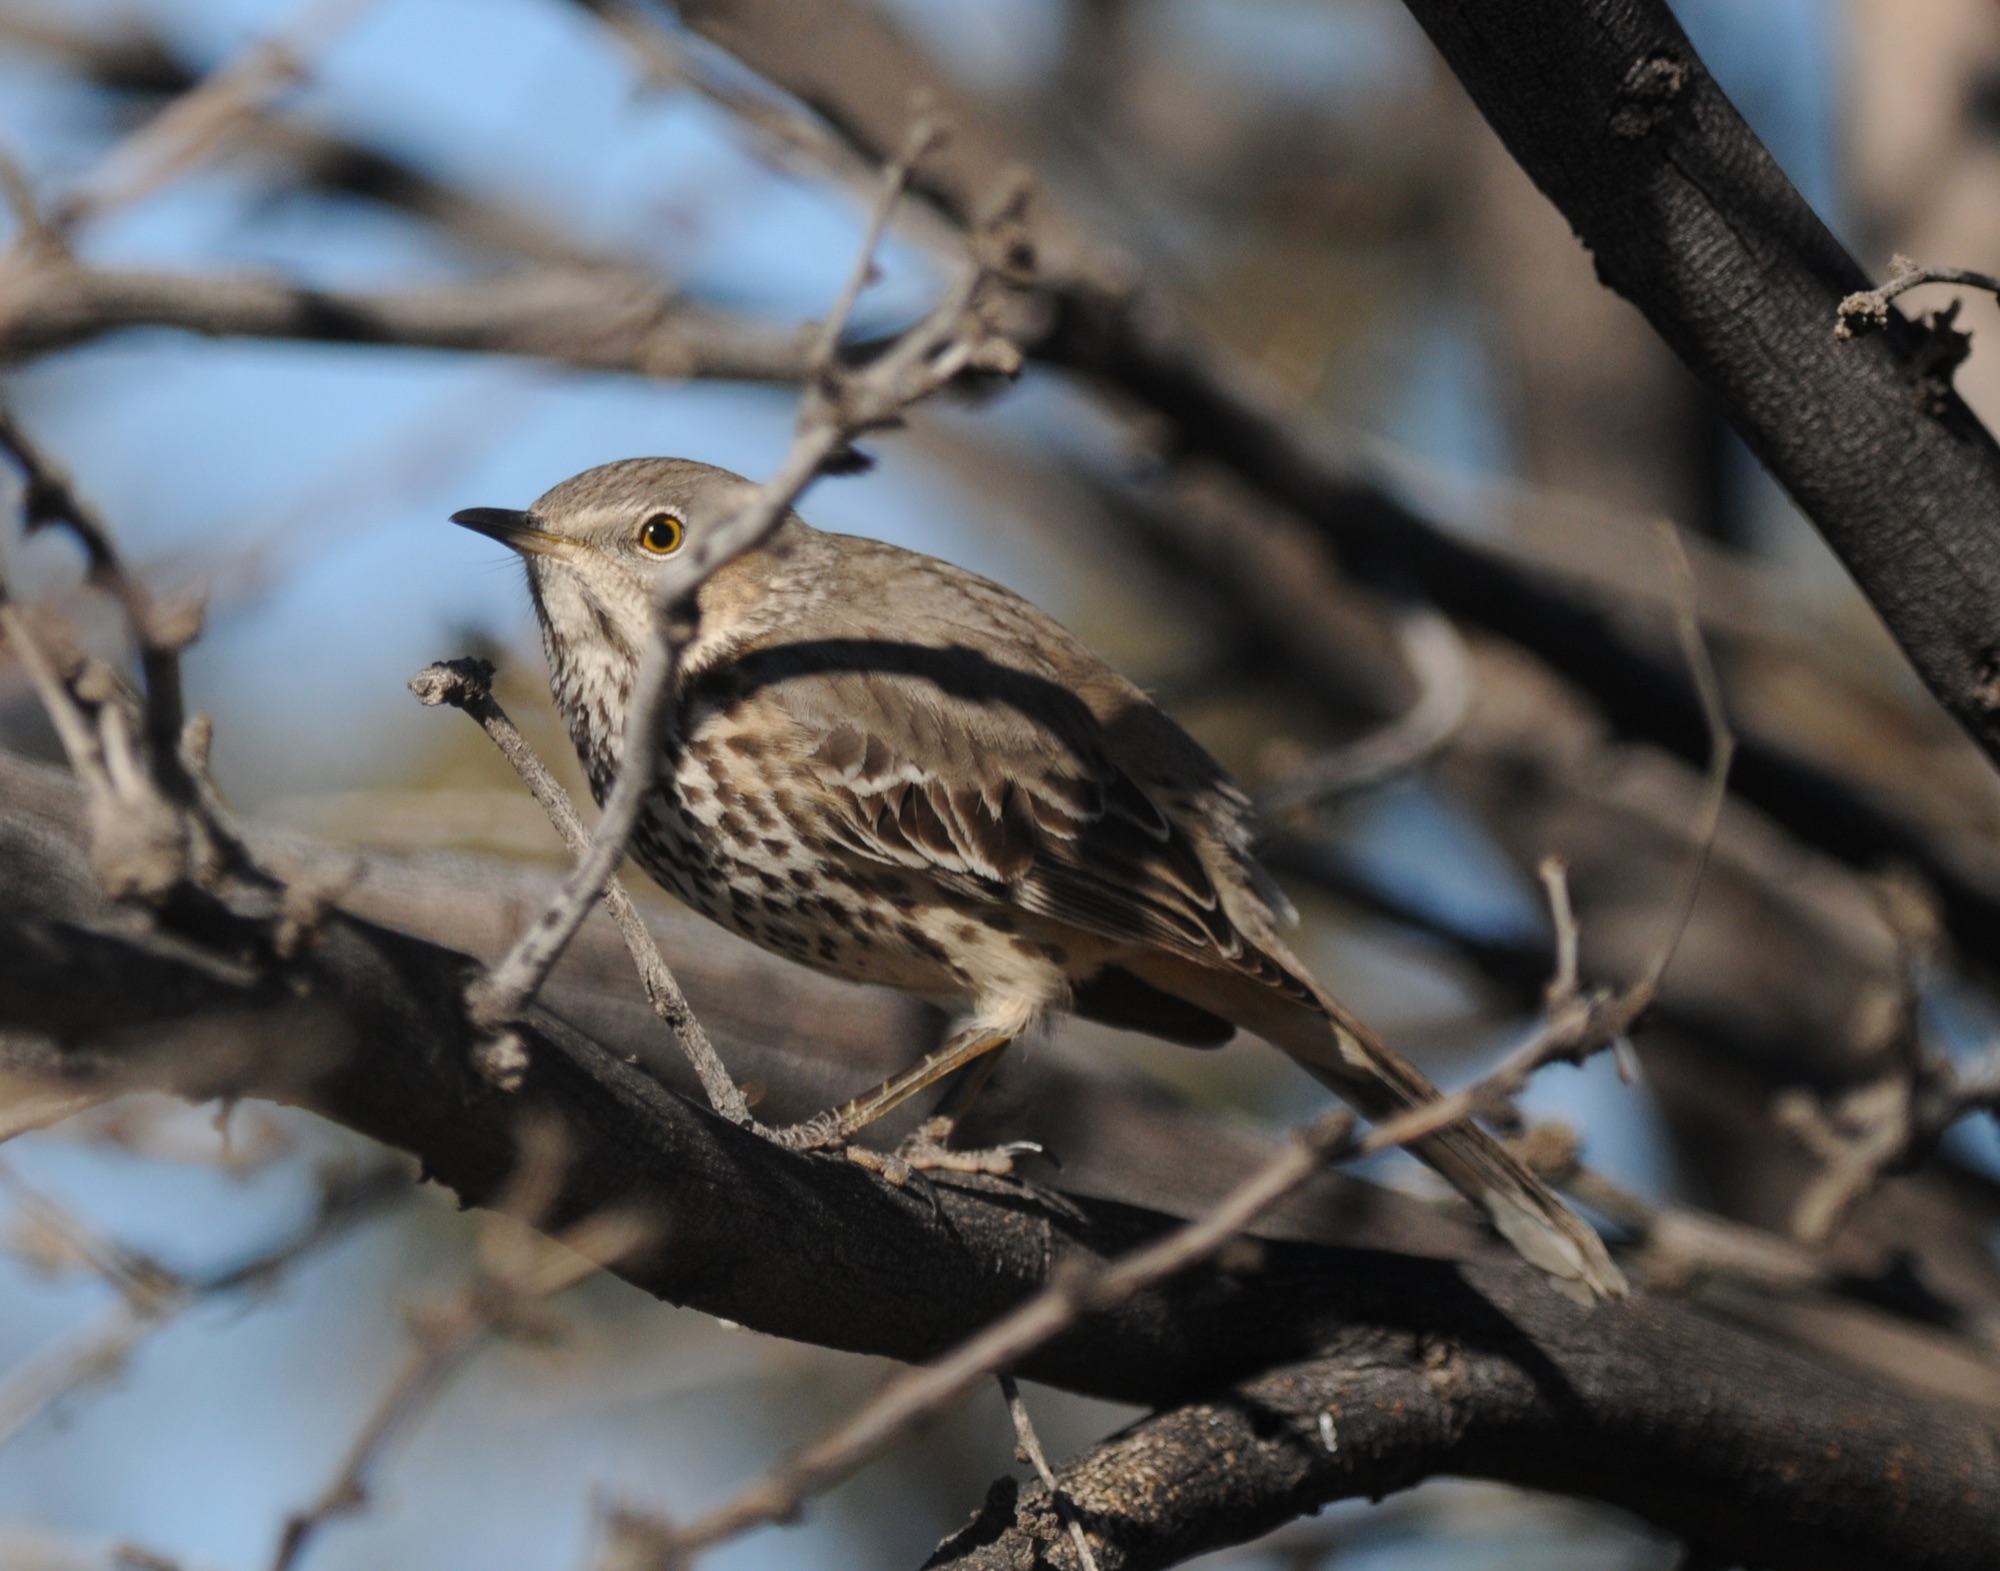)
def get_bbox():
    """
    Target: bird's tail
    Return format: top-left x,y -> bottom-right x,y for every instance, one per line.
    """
1124,952 -> 1627,1303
